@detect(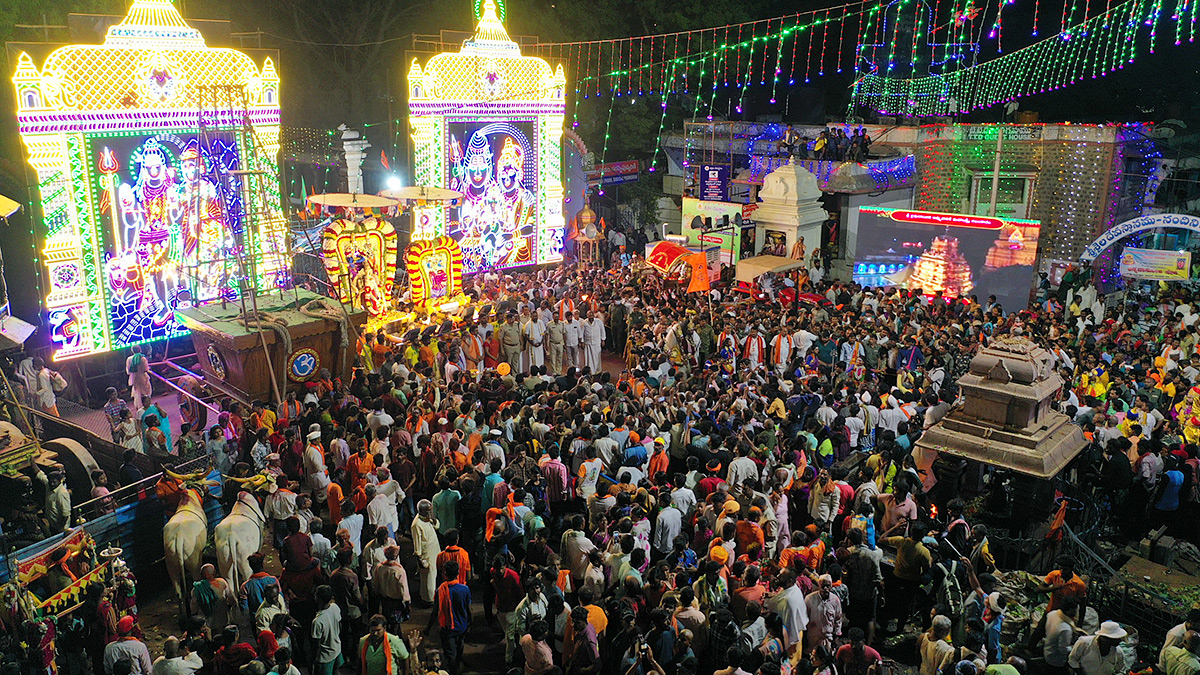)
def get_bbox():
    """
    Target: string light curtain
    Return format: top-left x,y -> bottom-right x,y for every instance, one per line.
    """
528,0 -> 1196,117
